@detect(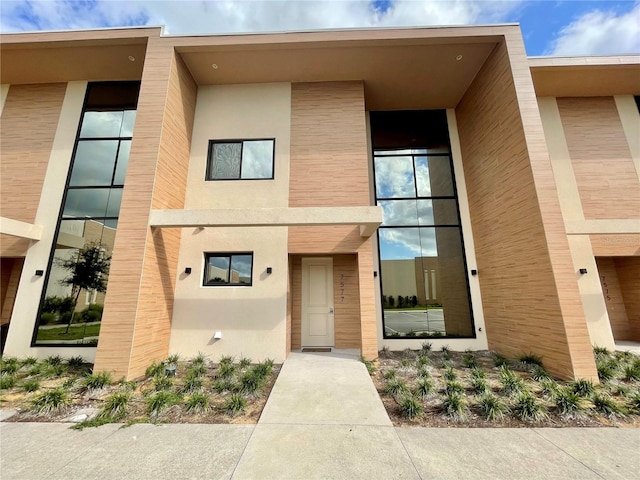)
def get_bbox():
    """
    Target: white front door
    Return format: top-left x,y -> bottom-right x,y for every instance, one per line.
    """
301,257 -> 334,347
